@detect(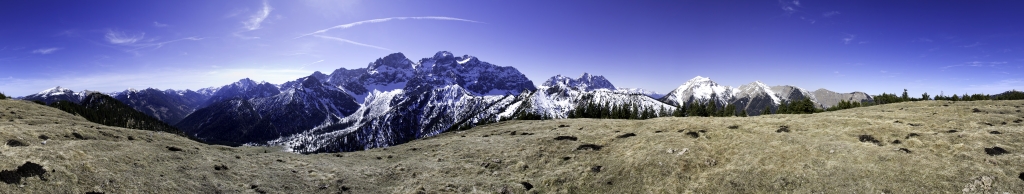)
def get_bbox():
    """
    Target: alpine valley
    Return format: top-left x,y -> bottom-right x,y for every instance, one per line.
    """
20,51 -> 874,153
